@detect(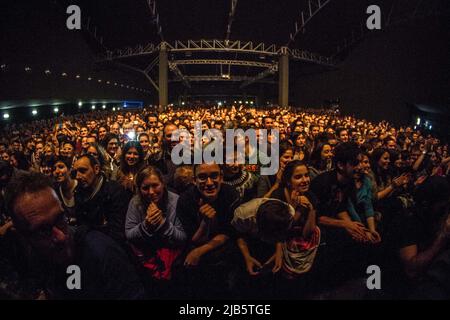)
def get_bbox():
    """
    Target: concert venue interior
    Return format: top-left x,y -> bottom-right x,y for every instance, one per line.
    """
1,0 -> 450,301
